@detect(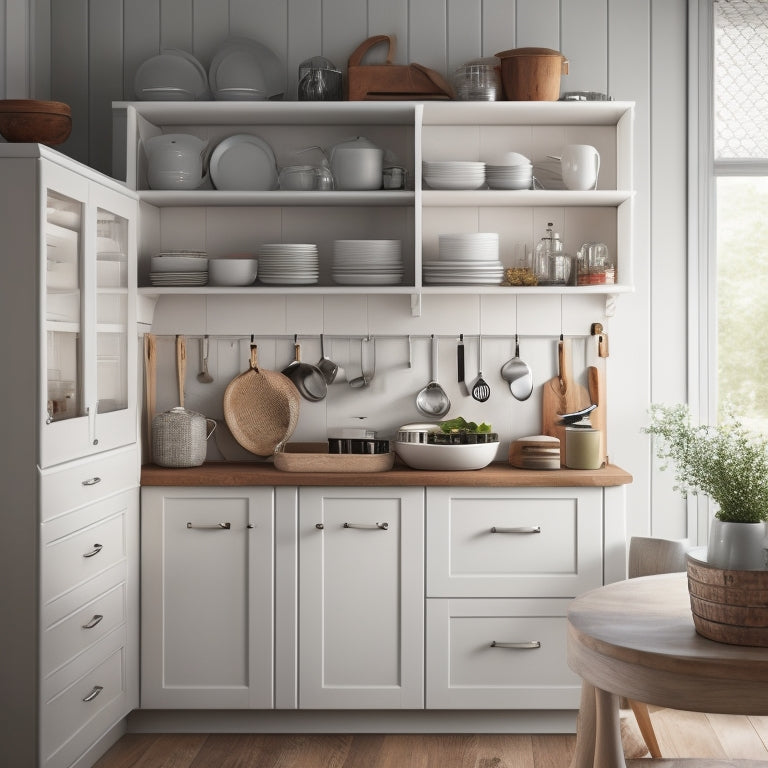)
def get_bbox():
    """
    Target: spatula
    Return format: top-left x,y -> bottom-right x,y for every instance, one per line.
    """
471,334 -> 490,402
